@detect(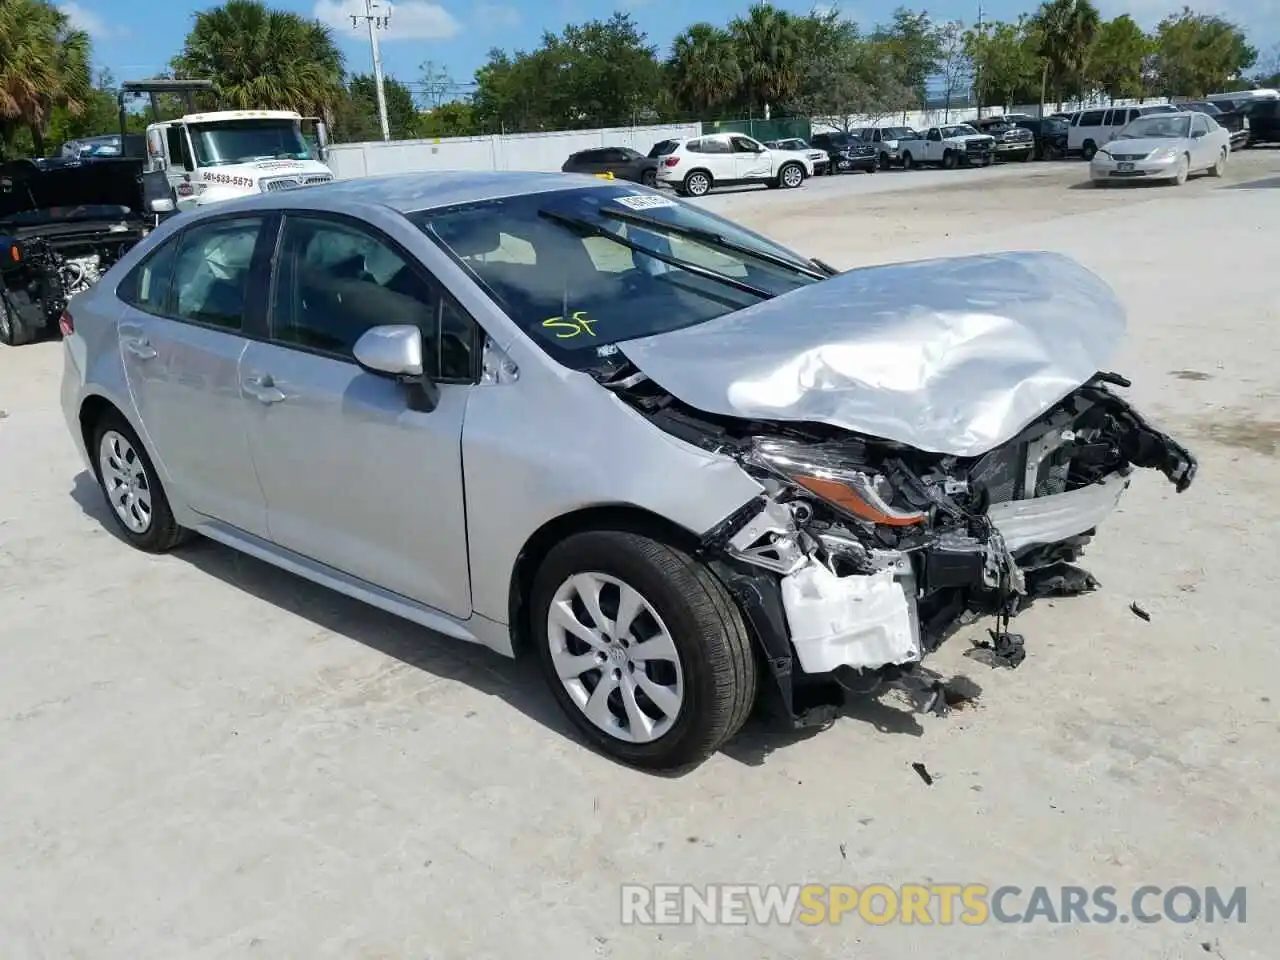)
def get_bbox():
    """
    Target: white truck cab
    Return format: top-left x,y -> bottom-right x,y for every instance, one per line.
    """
144,109 -> 334,209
